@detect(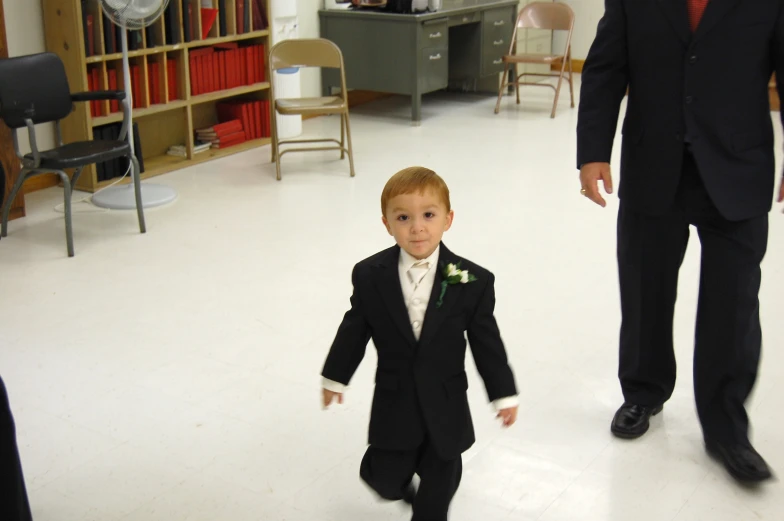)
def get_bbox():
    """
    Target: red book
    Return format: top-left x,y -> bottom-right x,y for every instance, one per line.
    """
254,45 -> 261,84
109,69 -> 119,112
154,63 -> 161,104
168,61 -> 176,101
253,101 -> 264,138
236,0 -> 244,35
87,71 -> 94,117
220,52 -> 227,91
148,63 -> 155,104
189,56 -> 197,96
86,15 -> 94,56
92,68 -> 101,116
